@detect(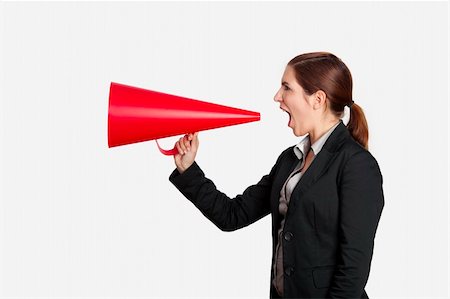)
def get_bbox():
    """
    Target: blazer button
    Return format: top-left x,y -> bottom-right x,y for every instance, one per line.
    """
285,266 -> 295,276
284,231 -> 294,242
